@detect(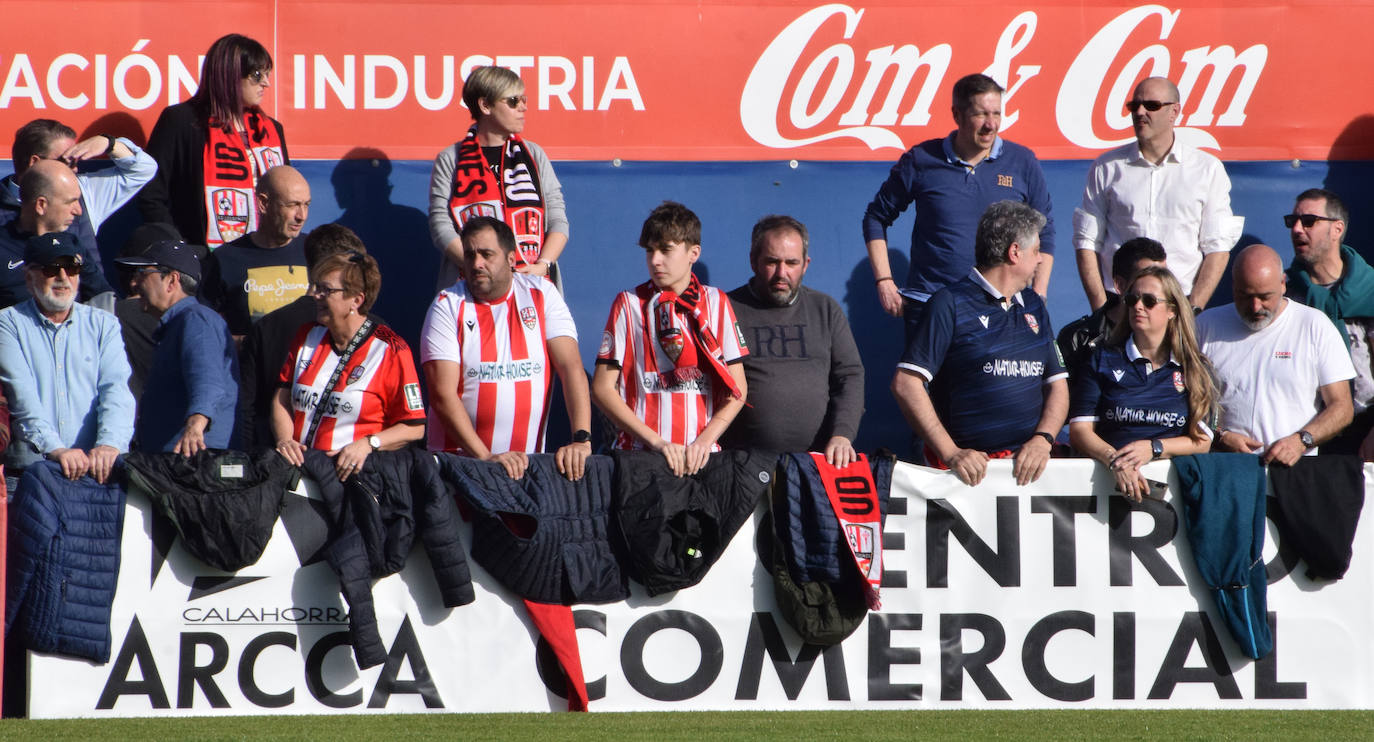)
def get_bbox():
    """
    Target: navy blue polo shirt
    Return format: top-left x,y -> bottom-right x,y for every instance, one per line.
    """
862,134 -> 1056,298
1068,338 -> 1197,448
899,271 -> 1066,452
